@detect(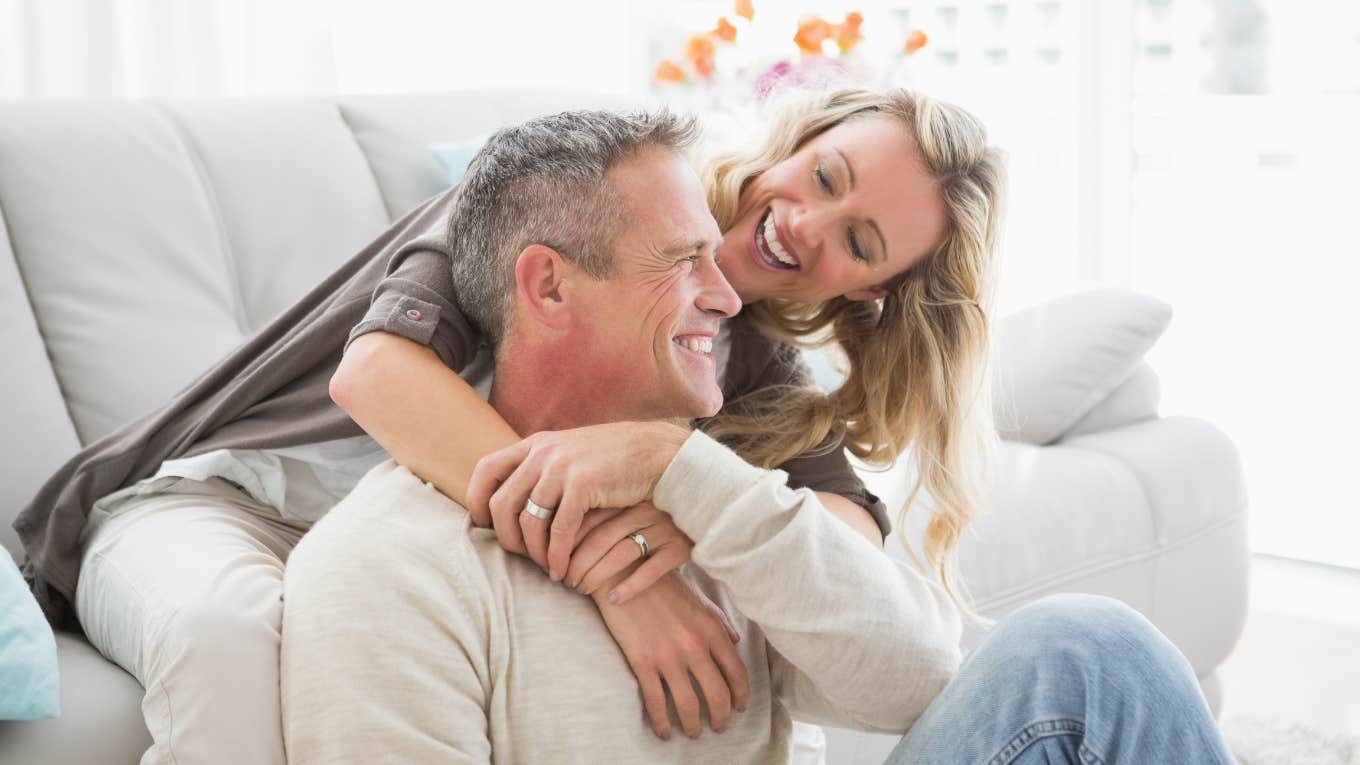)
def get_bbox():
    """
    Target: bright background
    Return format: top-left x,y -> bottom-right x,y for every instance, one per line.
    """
3,0 -> 1357,572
